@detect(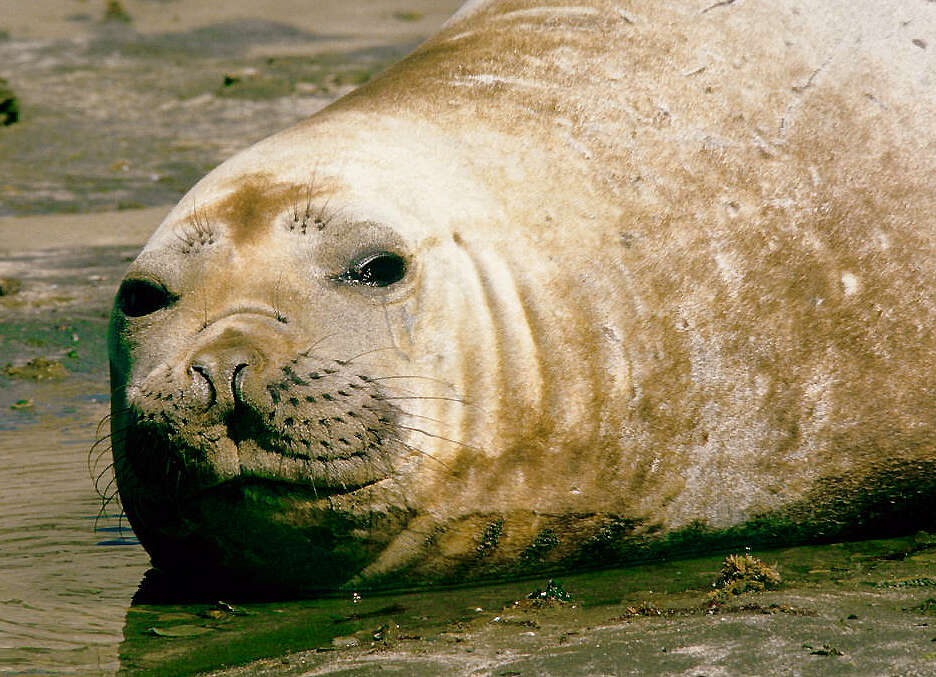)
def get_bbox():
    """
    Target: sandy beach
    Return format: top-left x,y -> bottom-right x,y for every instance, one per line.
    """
0,0 -> 462,218
0,206 -> 167,251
